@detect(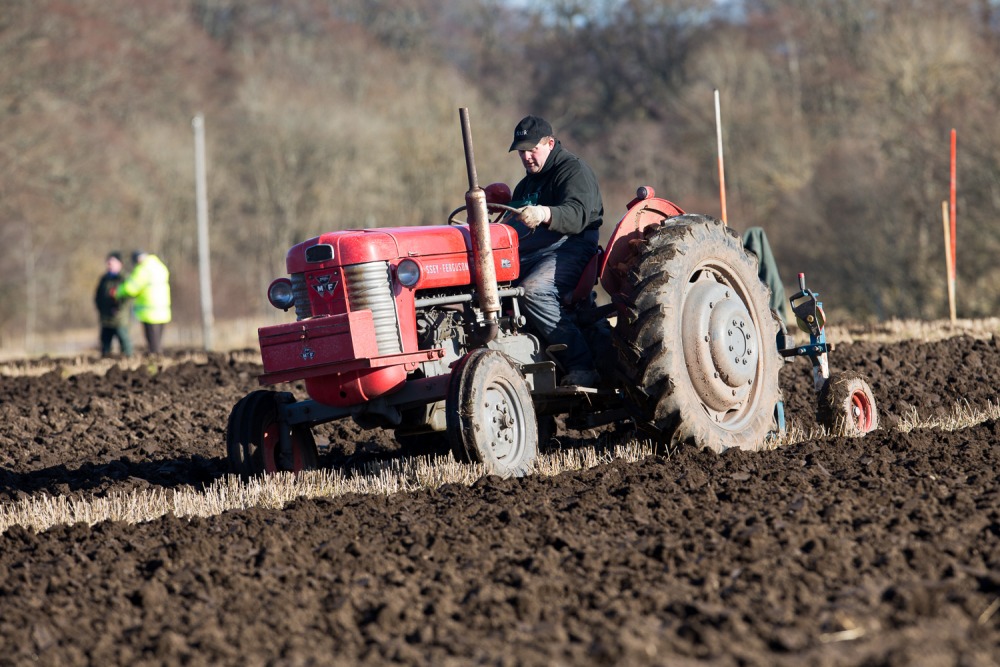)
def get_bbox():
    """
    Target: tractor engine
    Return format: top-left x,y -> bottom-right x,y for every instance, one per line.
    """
256,224 -> 520,409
